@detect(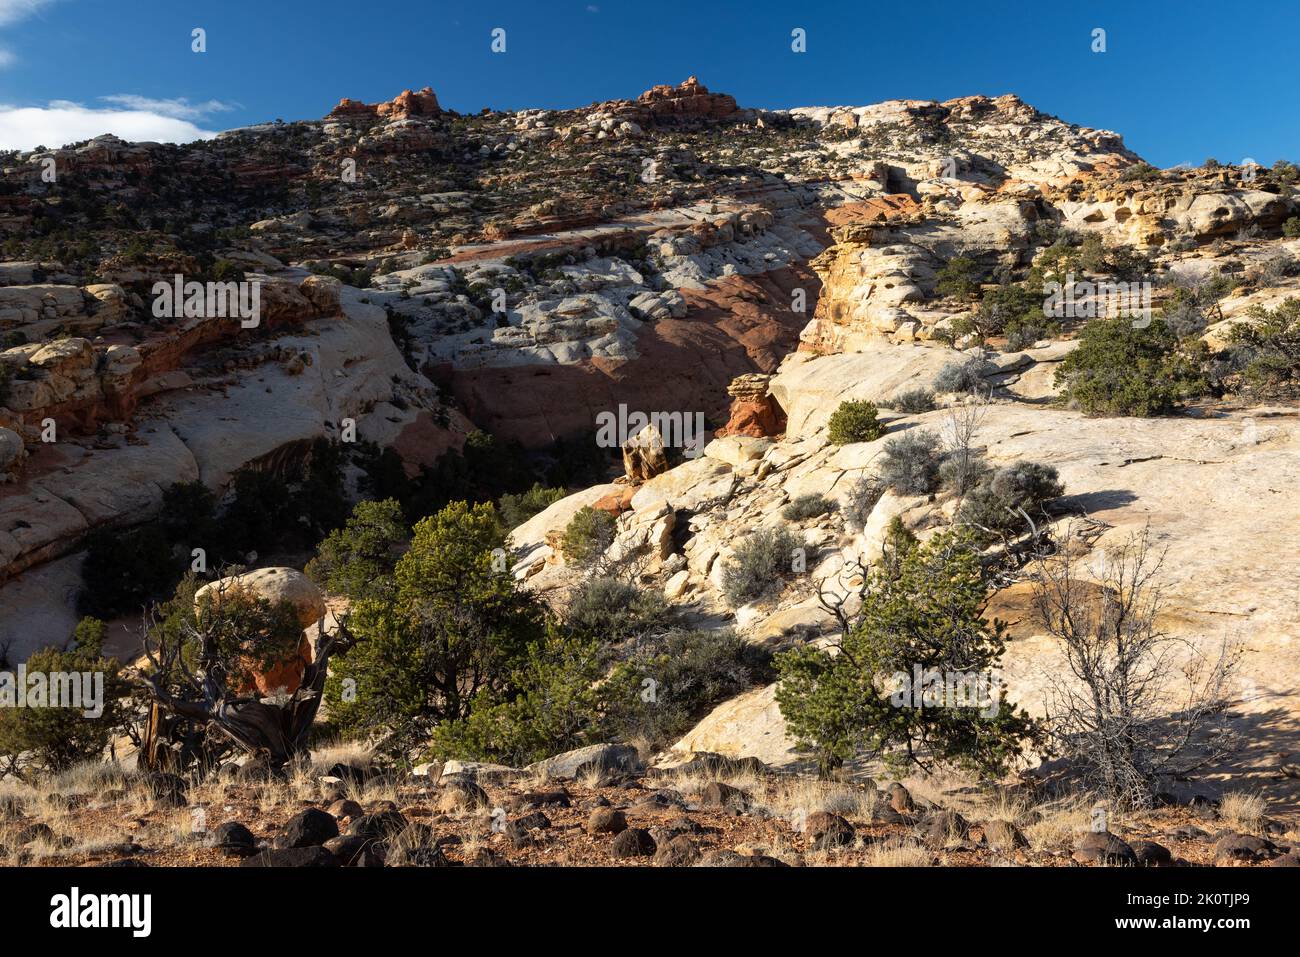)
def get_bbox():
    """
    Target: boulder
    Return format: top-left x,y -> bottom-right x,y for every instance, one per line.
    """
983,819 -> 1028,851
325,799 -> 364,821
715,373 -> 785,439
609,827 -> 657,858
0,427 -> 26,476
210,821 -> 257,857
1131,839 -> 1172,867
323,834 -> 384,867
1072,831 -> 1137,866
1212,832 -> 1278,864
698,781 -> 751,813
653,834 -> 701,866
527,743 -> 643,780
586,807 -> 627,835
887,783 -> 914,813
345,810 -> 409,841
434,779 -> 489,813
805,811 -> 855,850
916,810 -> 970,849
273,807 -> 339,849
240,846 -> 338,867
194,566 -> 325,628
622,424 -> 669,482
193,567 -> 323,695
